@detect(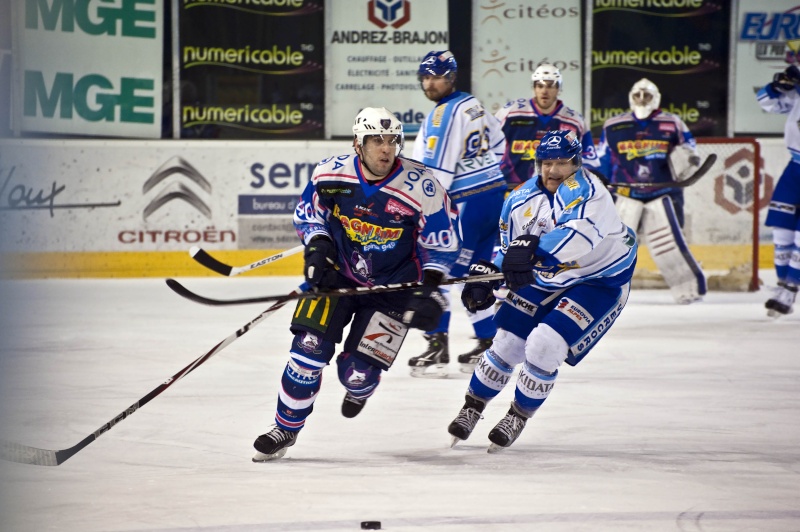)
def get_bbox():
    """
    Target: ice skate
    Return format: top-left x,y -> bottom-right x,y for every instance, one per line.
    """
765,281 -> 797,317
456,337 -> 493,373
408,332 -> 449,378
447,394 -> 486,447
341,393 -> 367,418
487,404 -> 529,453
252,425 -> 298,462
